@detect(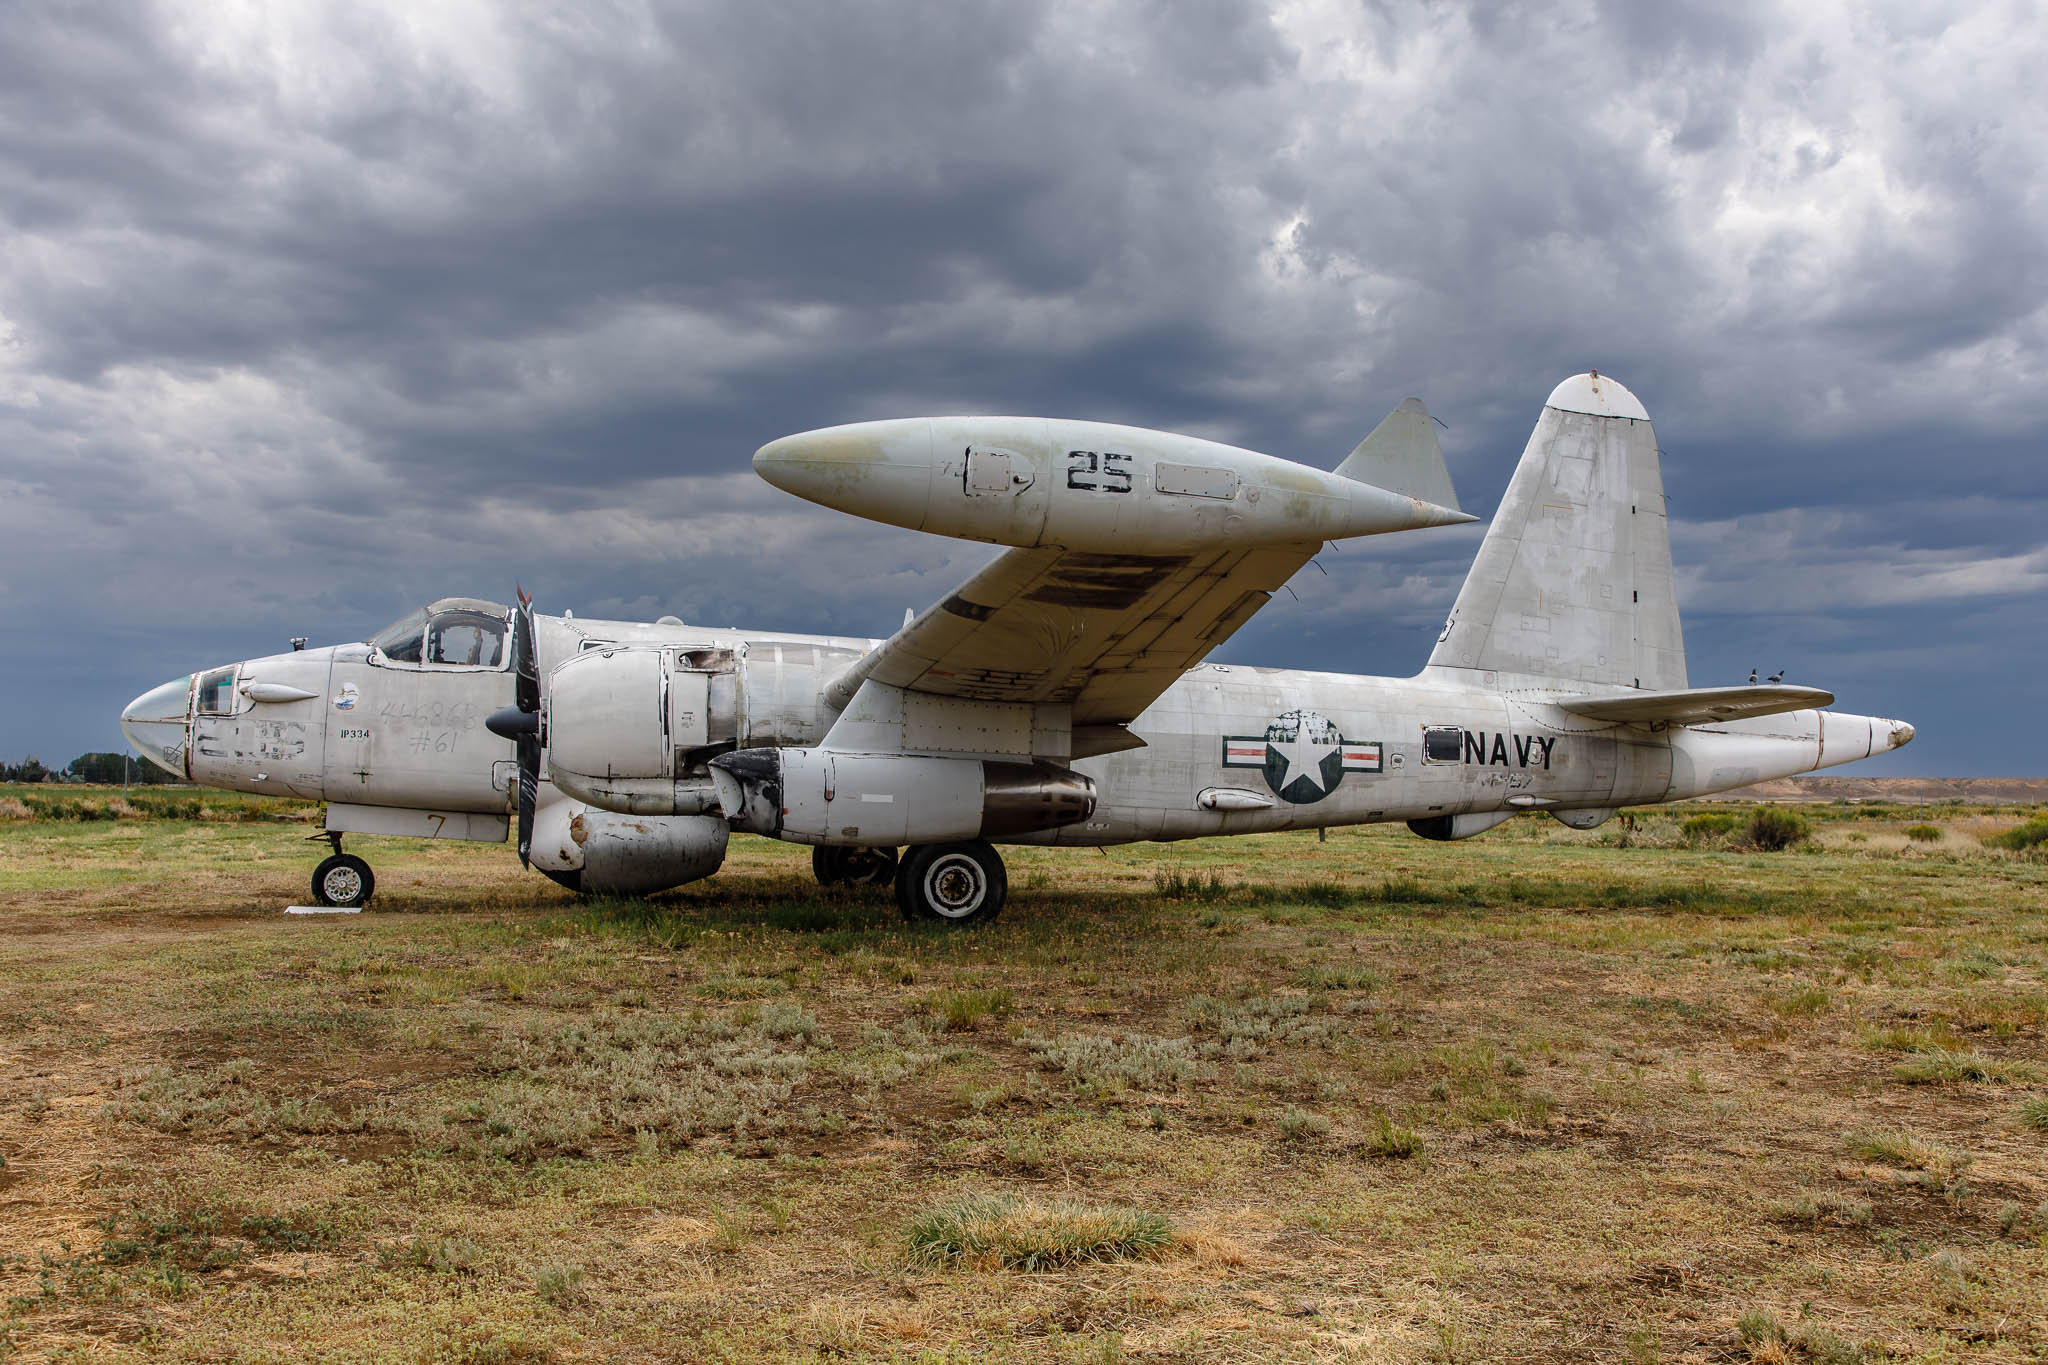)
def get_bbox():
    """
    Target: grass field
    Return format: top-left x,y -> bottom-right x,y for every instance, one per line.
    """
2,787 -> 2045,1362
